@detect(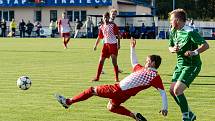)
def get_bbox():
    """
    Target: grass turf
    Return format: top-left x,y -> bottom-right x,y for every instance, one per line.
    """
0,38 -> 214,121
